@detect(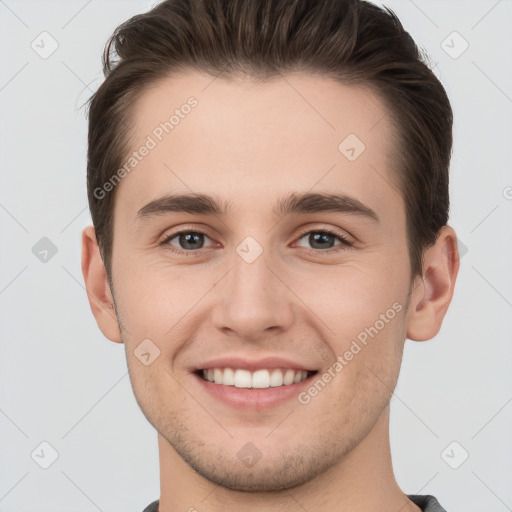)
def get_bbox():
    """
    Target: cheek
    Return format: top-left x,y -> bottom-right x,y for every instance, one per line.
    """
294,262 -> 406,338
113,259 -> 204,334
295,263 -> 408,398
